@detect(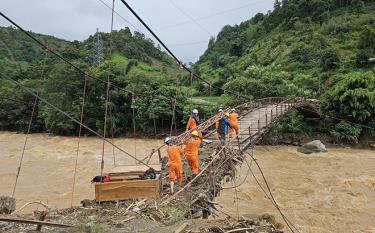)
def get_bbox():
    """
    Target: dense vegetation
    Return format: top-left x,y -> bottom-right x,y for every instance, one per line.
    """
0,27 -> 209,136
194,0 -> 375,142
0,0 -> 374,142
